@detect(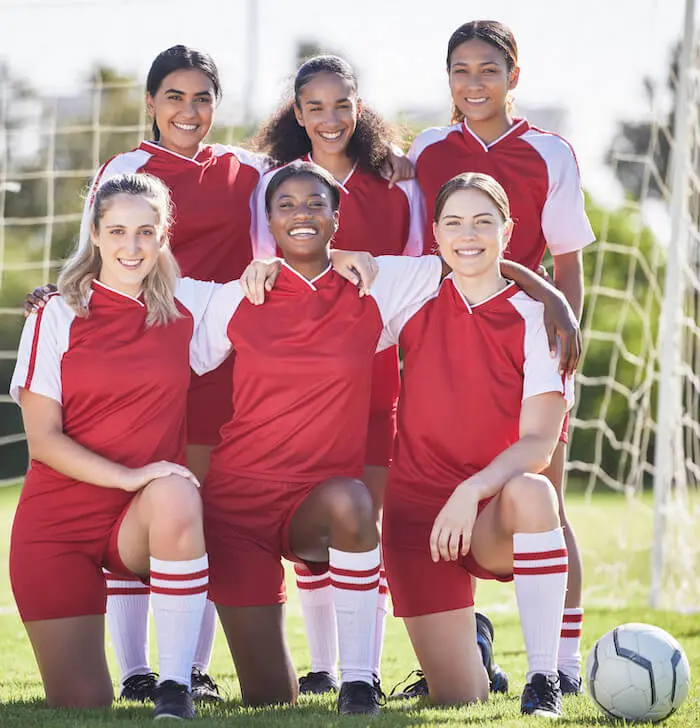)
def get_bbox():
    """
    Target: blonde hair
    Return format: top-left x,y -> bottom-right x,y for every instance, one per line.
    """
59,173 -> 181,327
434,172 -> 511,223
